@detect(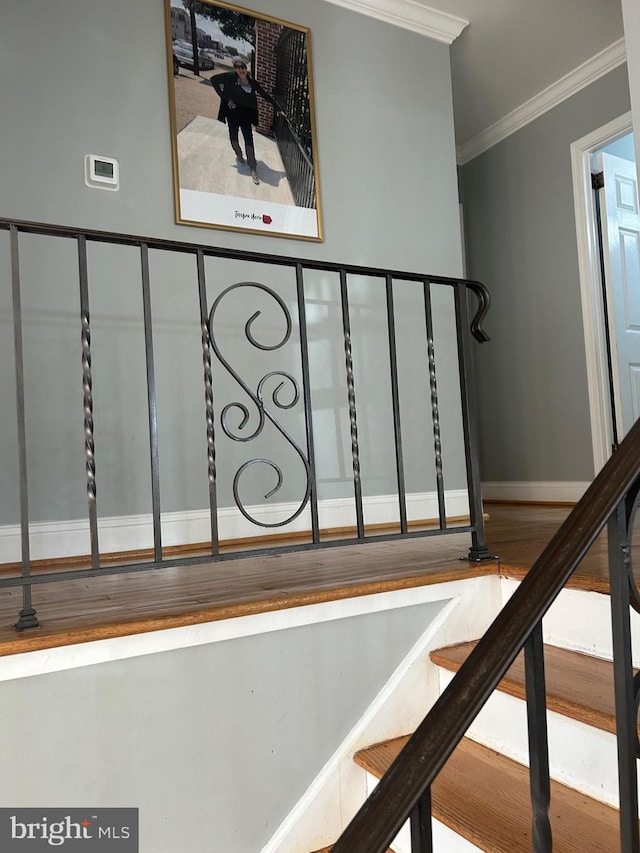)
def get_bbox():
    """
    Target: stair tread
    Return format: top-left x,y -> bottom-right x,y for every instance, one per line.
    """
431,641 -> 632,735
355,736 -> 623,852
310,847 -> 395,852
